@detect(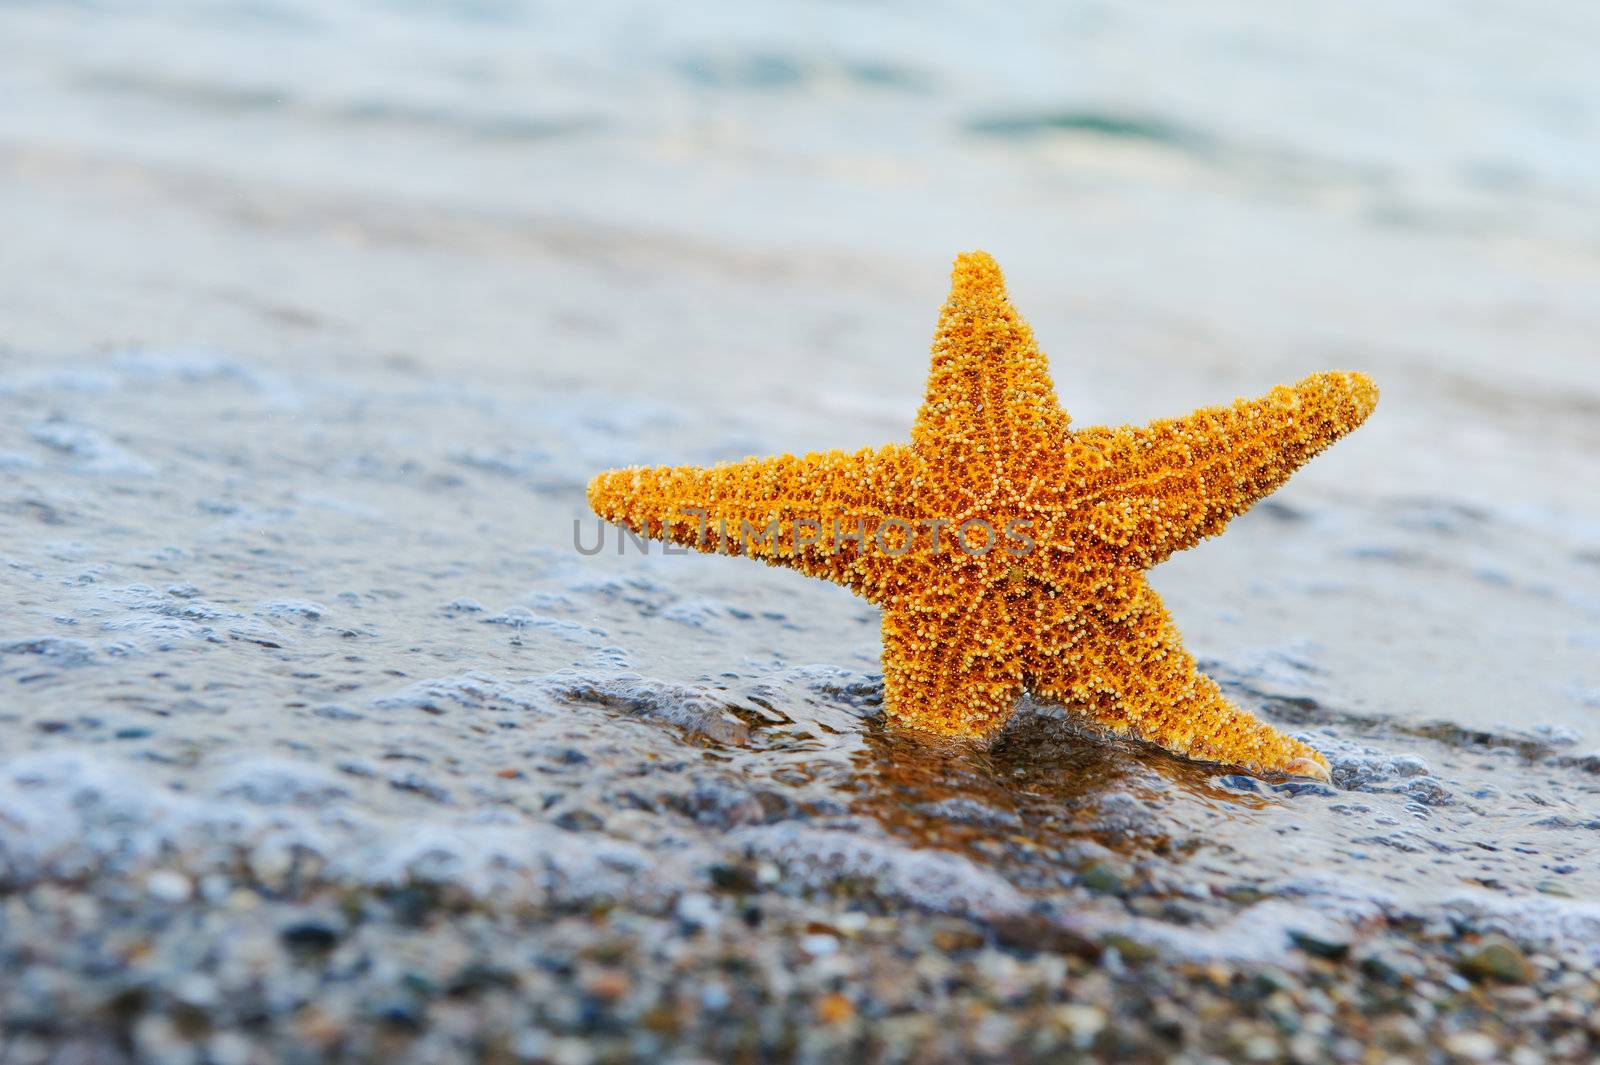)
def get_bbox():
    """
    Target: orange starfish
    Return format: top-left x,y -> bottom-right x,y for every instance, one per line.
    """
588,252 -> 1377,779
